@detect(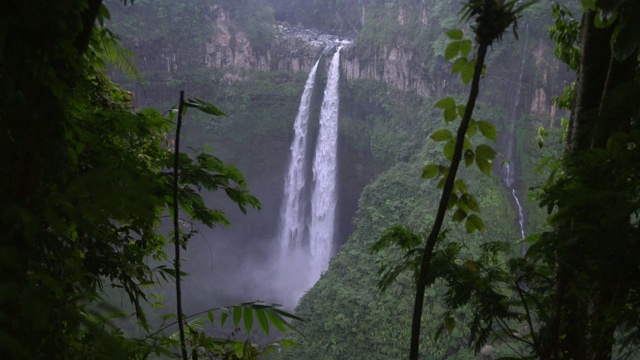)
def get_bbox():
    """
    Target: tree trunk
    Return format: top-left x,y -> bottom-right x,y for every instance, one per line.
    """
542,9 -> 638,359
